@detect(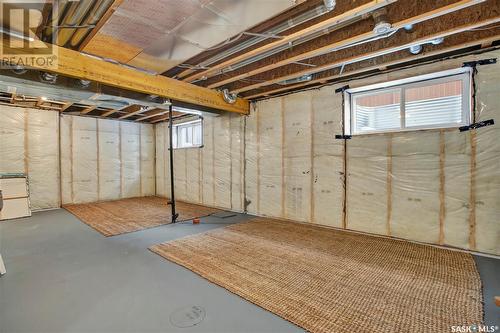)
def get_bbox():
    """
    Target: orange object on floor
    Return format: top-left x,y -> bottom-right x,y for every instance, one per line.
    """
193,218 -> 201,224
